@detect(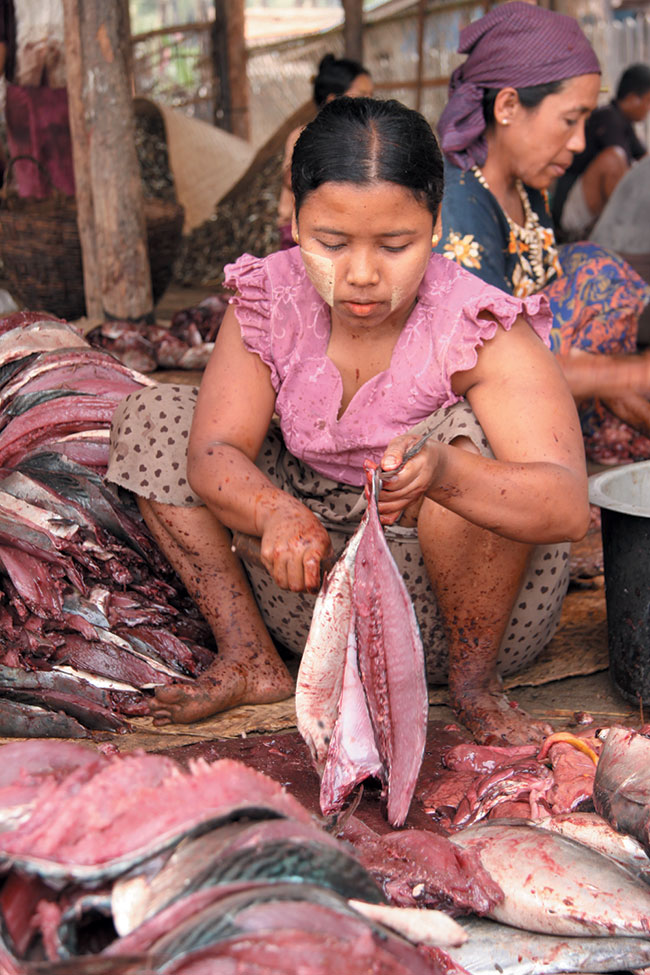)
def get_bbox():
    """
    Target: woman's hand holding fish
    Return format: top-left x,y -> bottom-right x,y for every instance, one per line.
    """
260,506 -> 333,593
377,434 -> 445,525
